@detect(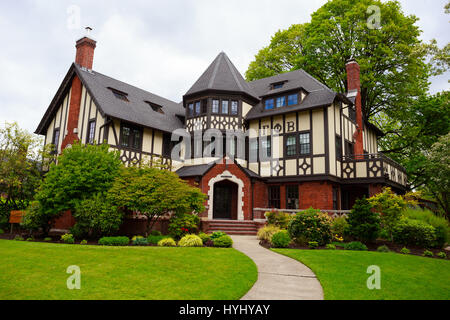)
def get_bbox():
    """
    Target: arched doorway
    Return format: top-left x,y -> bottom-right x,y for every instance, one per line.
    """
213,180 -> 238,220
